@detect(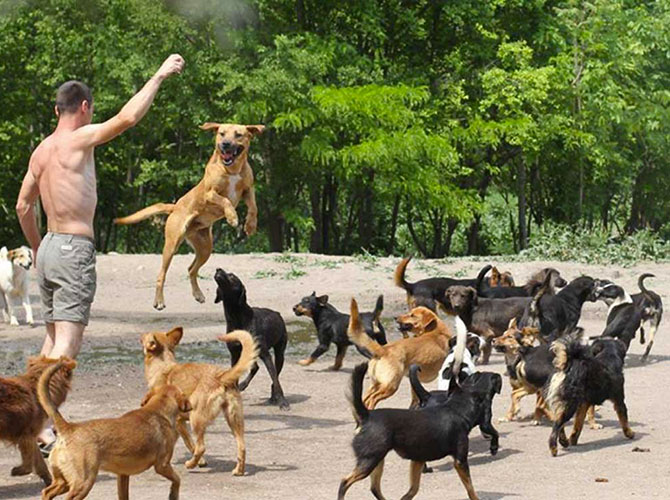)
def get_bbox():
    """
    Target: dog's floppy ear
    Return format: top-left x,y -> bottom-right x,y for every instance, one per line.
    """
238,286 -> 247,306
317,294 -> 329,305
508,317 -> 518,330
493,373 -> 503,394
214,287 -> 223,304
373,295 -> 384,322
200,122 -> 221,132
166,327 -> 184,347
468,287 -> 478,305
422,313 -> 438,332
144,334 -> 159,353
140,388 -> 156,407
246,125 -> 265,136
